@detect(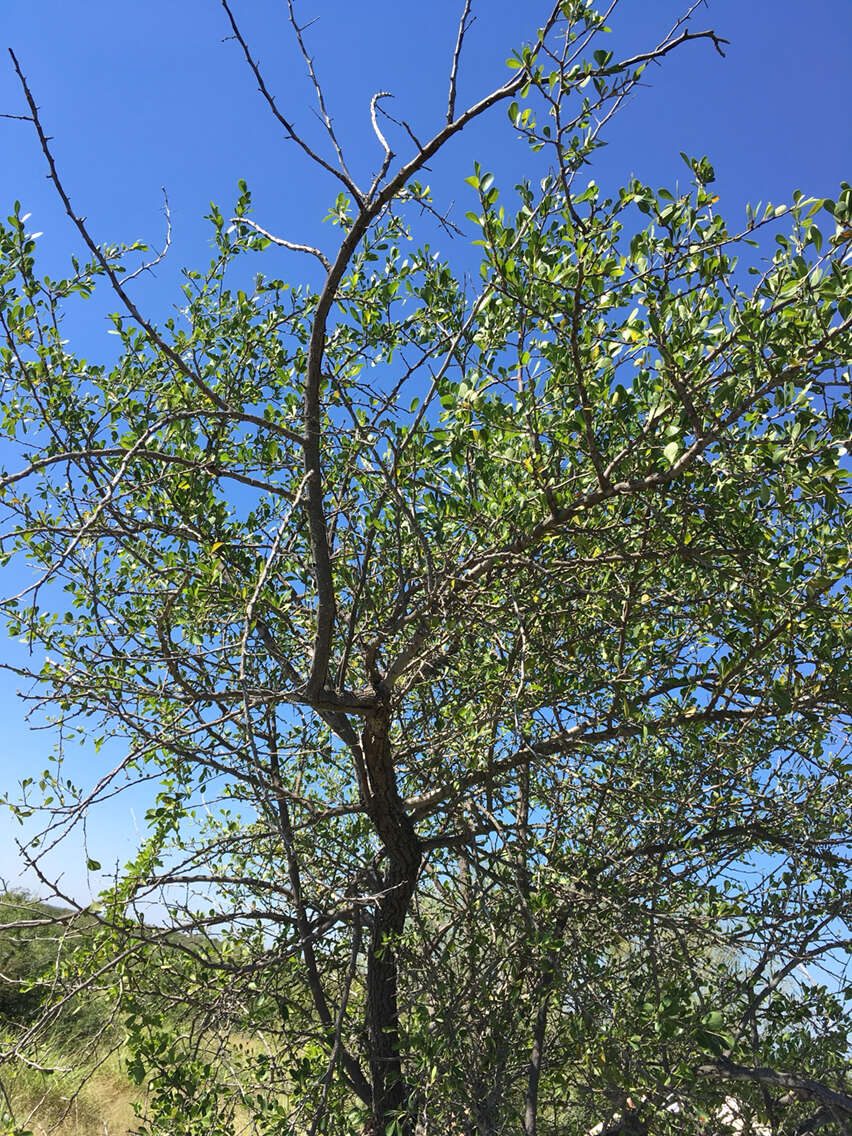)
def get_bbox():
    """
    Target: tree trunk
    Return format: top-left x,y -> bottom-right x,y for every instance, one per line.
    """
360,702 -> 422,1134
523,990 -> 550,1136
